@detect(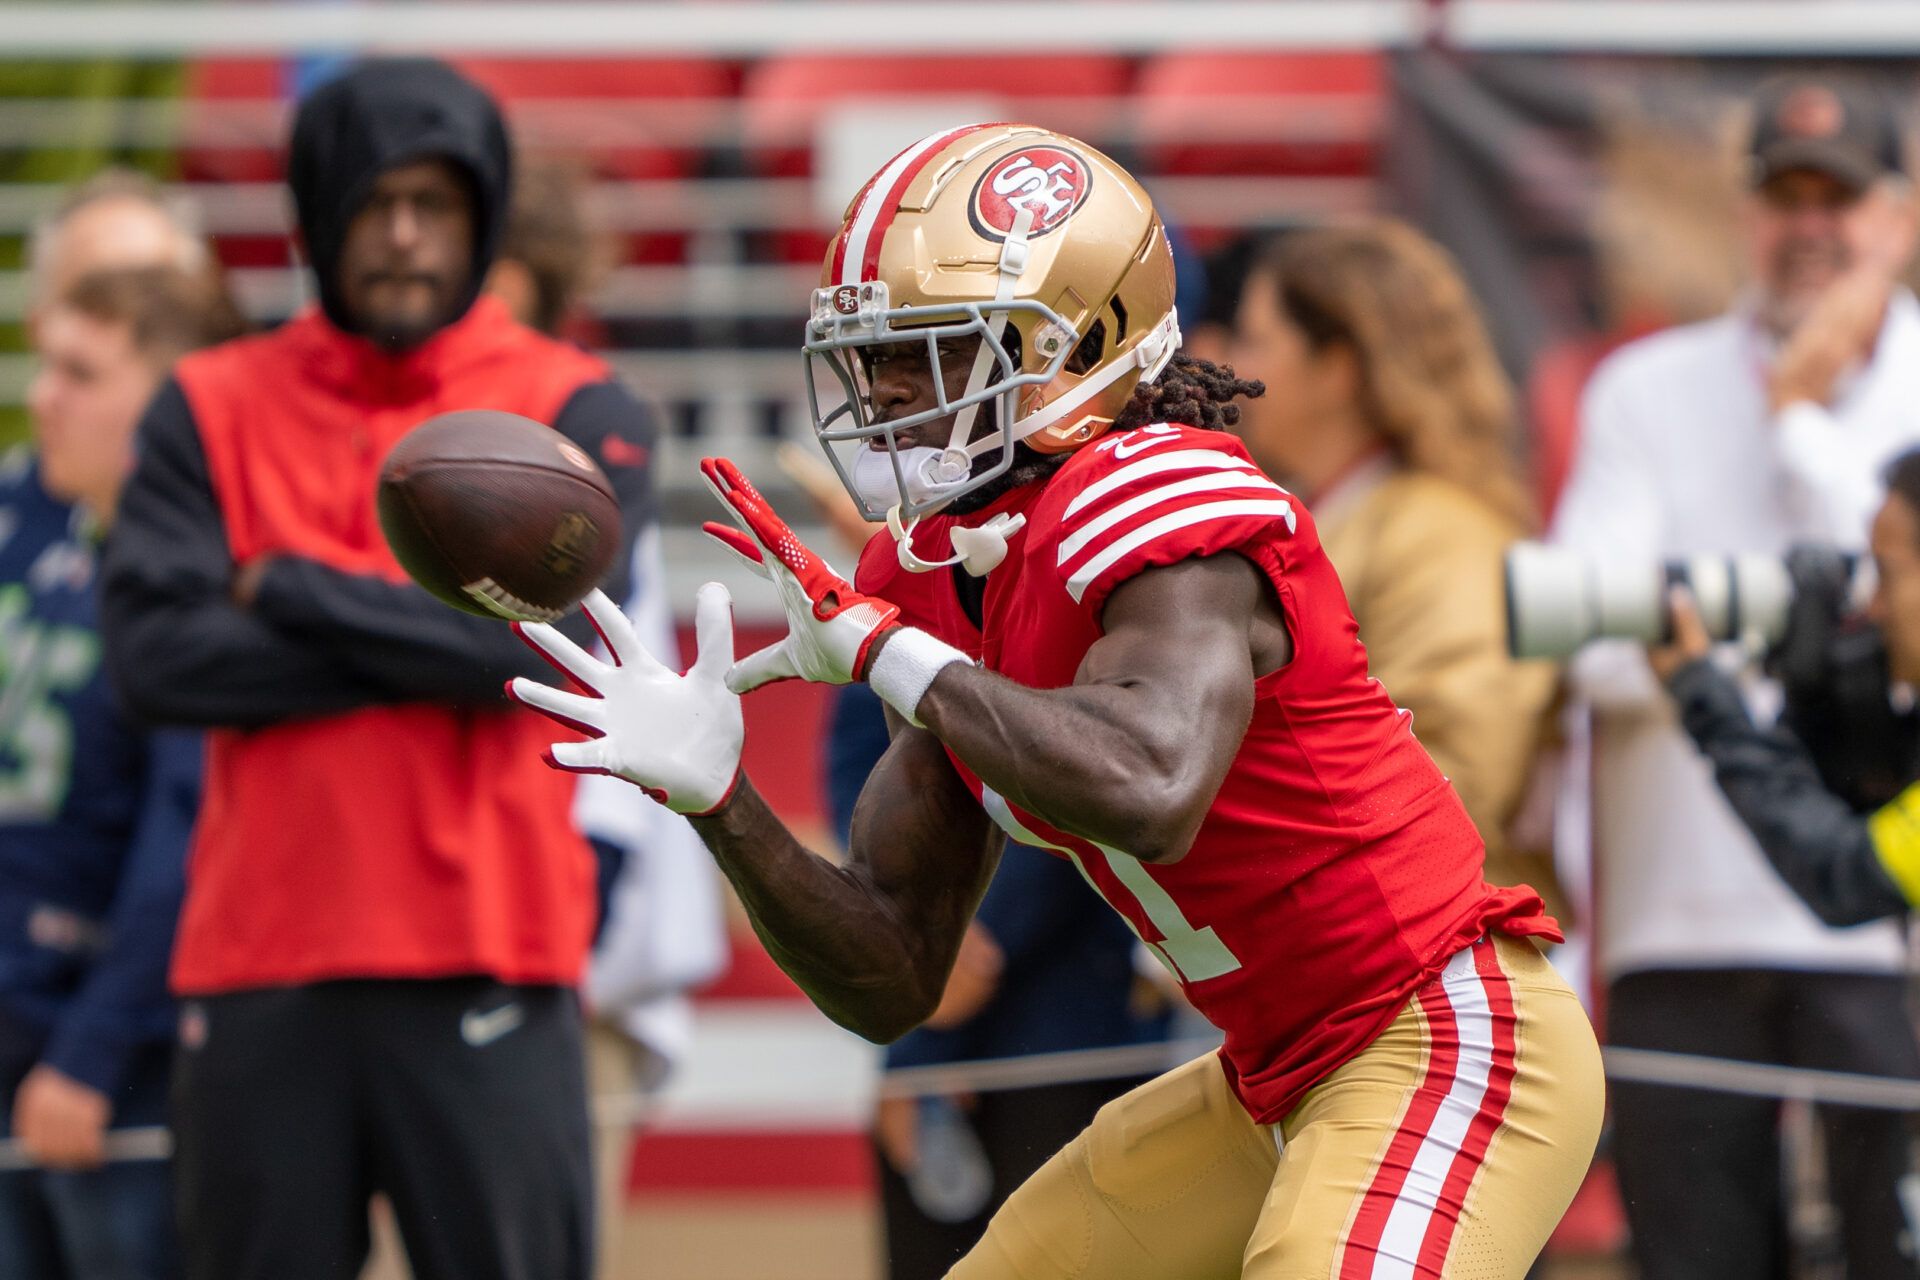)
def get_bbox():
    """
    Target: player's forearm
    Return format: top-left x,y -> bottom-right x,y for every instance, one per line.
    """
914,661 -> 1233,864
691,777 -> 940,1041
